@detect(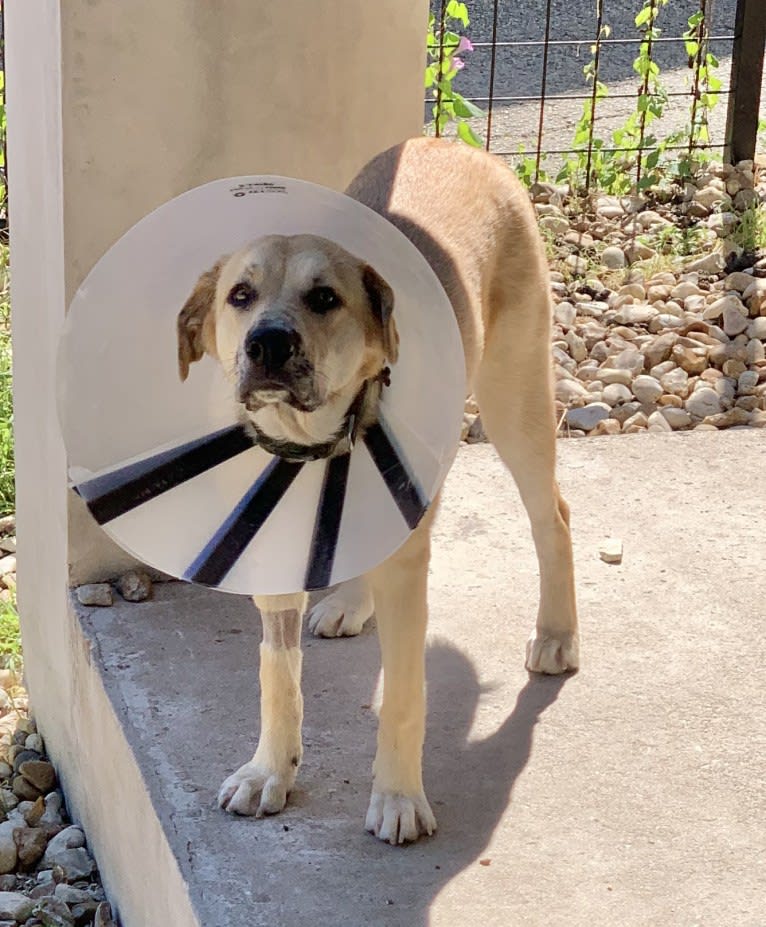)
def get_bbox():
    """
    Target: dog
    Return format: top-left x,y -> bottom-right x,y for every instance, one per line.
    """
176,137 -> 579,845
